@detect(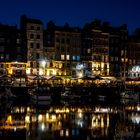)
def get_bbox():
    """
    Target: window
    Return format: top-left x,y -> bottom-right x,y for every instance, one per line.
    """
72,56 -> 76,60
67,47 -> 70,52
30,43 -> 34,48
36,35 -> 40,39
121,50 -> 124,56
0,54 -> 4,60
61,55 -> 65,60
0,46 -> 4,52
133,60 -> 136,64
36,53 -> 40,59
115,57 -> 118,61
66,55 -> 70,60
30,26 -> 34,30
110,57 -> 113,62
37,26 -> 40,30
61,38 -> 65,44
77,56 -> 80,60
102,56 -> 104,61
56,38 -> 60,42
87,49 -> 91,53
61,46 -> 65,52
129,59 -> 132,64
121,58 -> 124,62
105,56 -> 108,62
66,38 -> 70,44
36,43 -> 40,49
30,34 -> 34,39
